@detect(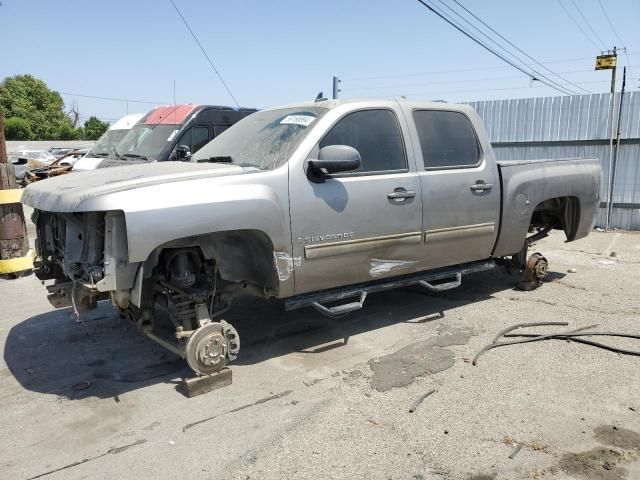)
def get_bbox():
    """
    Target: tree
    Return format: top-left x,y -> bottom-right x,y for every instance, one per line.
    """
4,117 -> 32,140
0,74 -> 70,139
55,123 -> 85,140
83,116 -> 109,140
